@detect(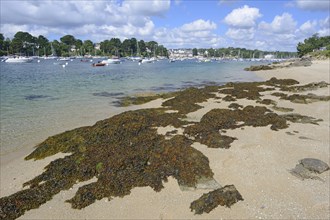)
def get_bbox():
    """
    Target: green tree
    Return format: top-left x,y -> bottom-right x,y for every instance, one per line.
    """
192,48 -> 198,56
83,40 -> 94,55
